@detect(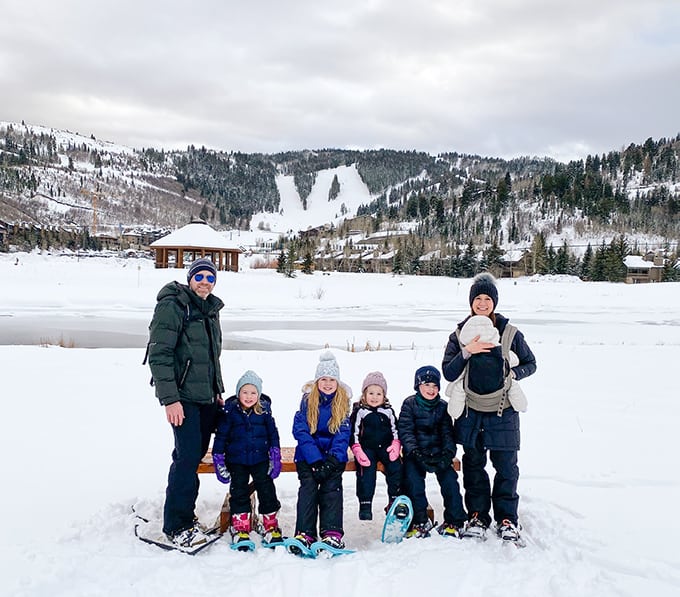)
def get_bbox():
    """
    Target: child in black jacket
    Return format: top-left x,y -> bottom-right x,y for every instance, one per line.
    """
398,366 -> 467,538
349,371 -> 402,521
